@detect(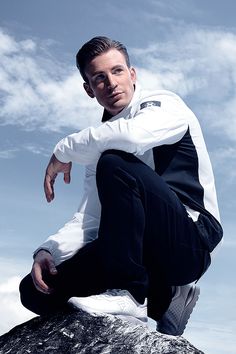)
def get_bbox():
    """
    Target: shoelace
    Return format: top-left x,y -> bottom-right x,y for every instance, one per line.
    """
88,289 -> 126,300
